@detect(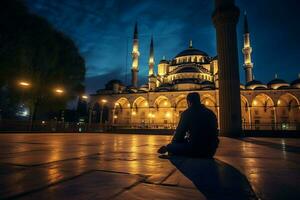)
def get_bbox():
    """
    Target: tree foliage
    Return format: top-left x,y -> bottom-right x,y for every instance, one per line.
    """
0,0 -> 86,119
